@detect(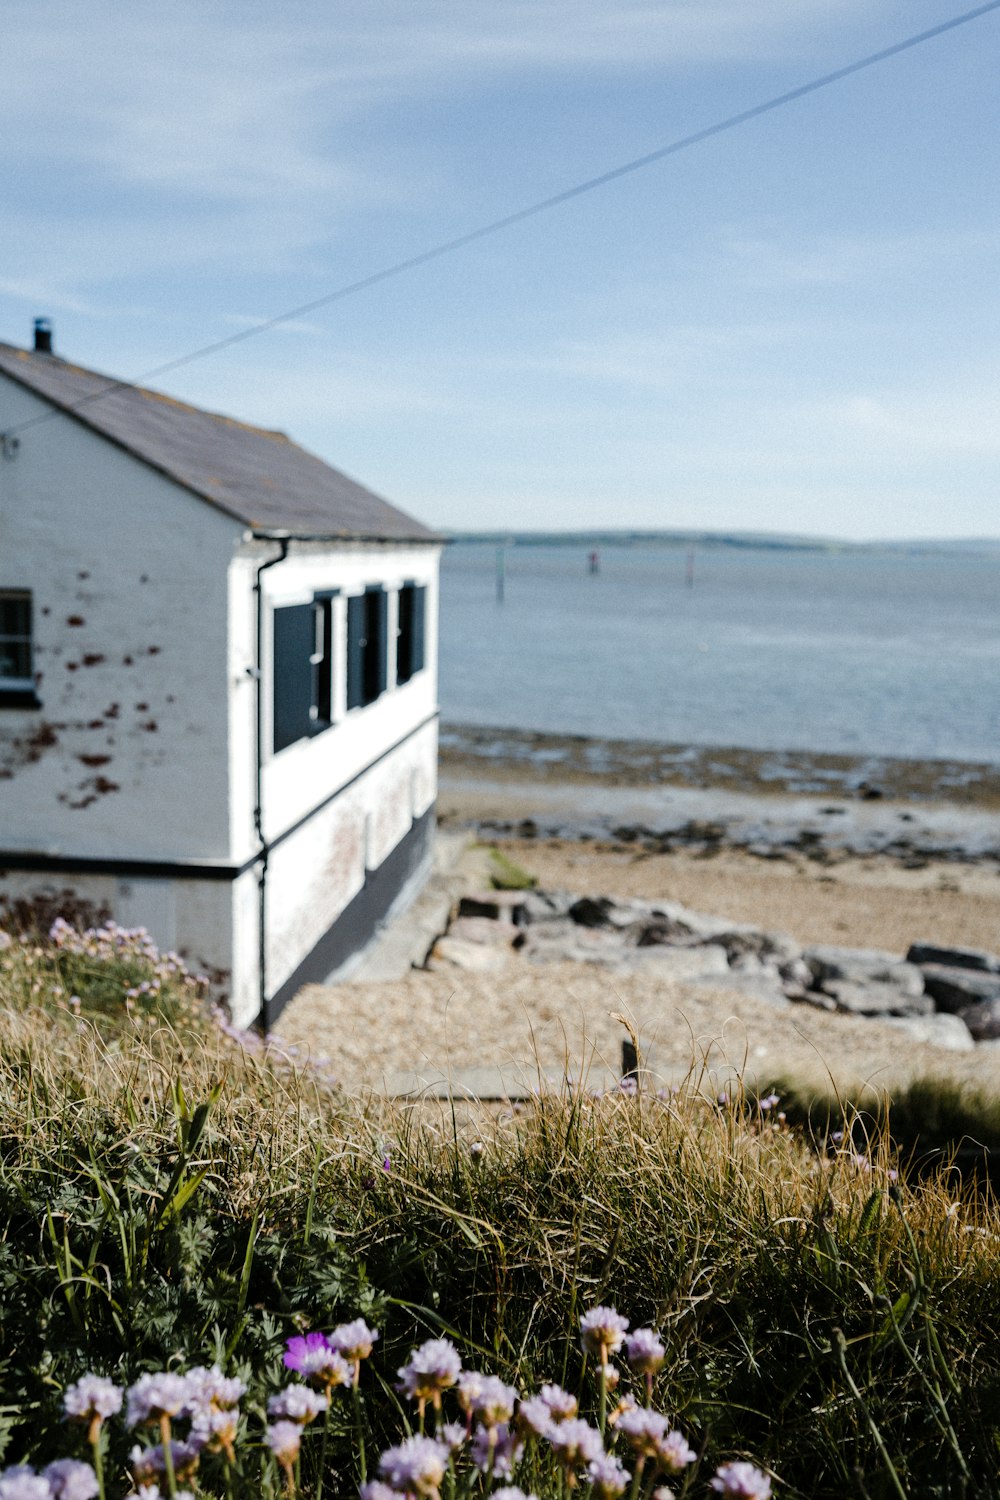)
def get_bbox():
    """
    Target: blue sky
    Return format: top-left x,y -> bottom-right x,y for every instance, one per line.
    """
2,0 -> 999,539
